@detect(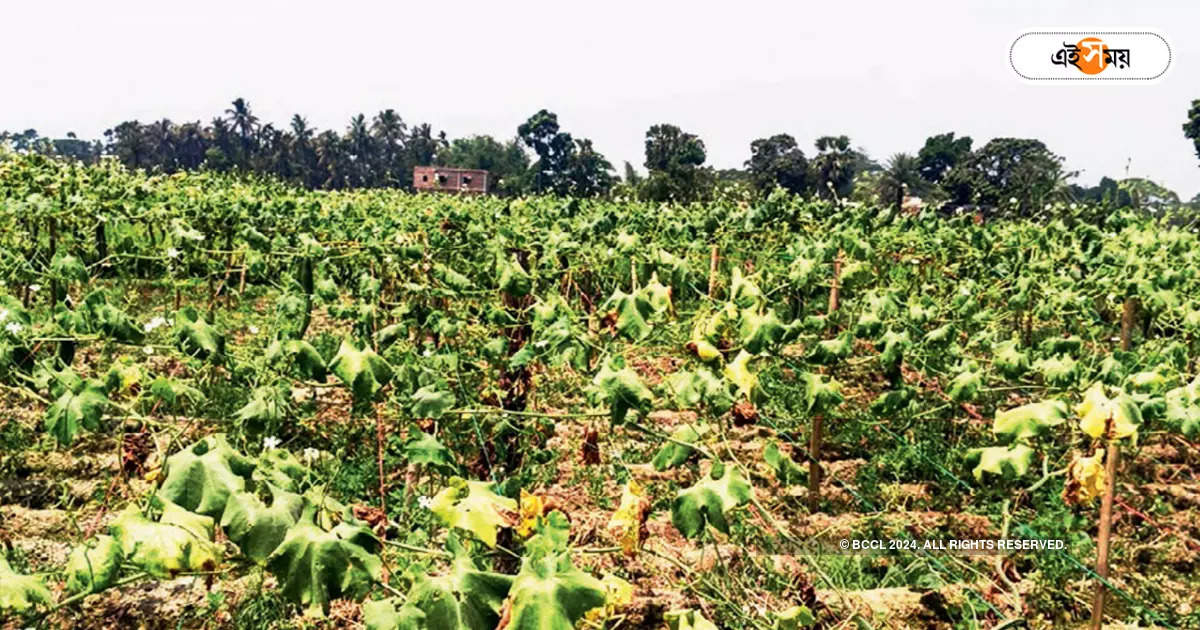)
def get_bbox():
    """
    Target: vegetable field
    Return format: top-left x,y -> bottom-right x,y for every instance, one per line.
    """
1,153 -> 1198,629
